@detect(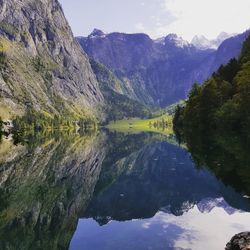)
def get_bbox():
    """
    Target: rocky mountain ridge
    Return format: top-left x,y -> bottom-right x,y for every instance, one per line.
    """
78,29 -> 250,107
